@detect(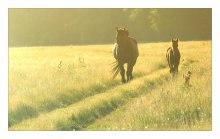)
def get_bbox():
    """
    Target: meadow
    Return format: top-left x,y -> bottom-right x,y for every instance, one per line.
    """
9,41 -> 211,130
